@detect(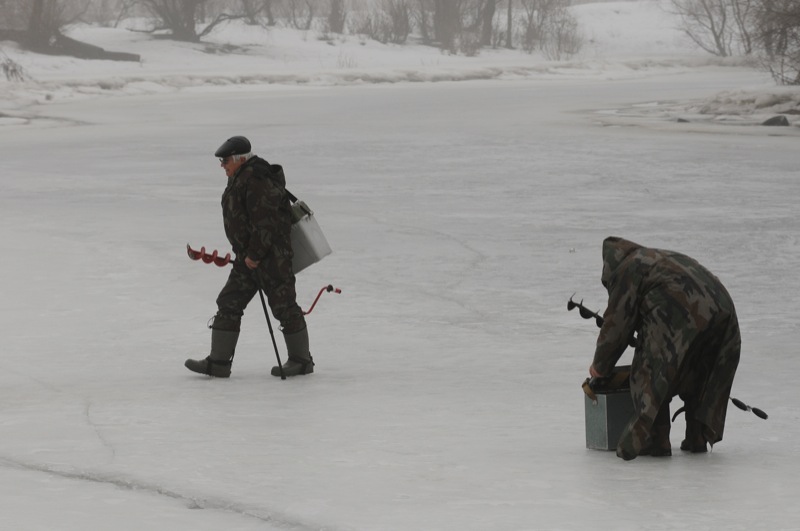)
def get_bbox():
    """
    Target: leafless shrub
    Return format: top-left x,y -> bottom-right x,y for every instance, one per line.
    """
382,0 -> 413,43
731,0 -> 756,53
136,0 -> 247,42
2,55 -> 25,81
24,0 -> 91,49
519,0 -> 566,53
278,0 -> 316,30
137,0 -> 206,41
350,0 -> 412,44
80,0 -> 138,26
234,0 -> 266,25
455,28 -> 481,56
753,0 -> 800,84
540,7 -> 582,60
669,0 -> 738,57
326,0 -> 346,33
